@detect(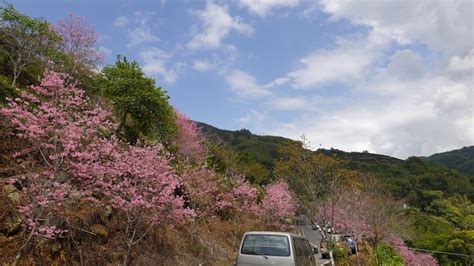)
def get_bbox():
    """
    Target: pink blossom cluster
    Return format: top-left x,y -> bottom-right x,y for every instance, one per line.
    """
54,13 -> 103,68
259,180 -> 296,230
231,174 -> 258,212
315,188 -> 373,238
1,71 -> 193,239
173,111 -> 206,162
180,168 -> 260,219
180,166 -> 229,217
390,237 -> 439,266
180,166 -> 297,228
